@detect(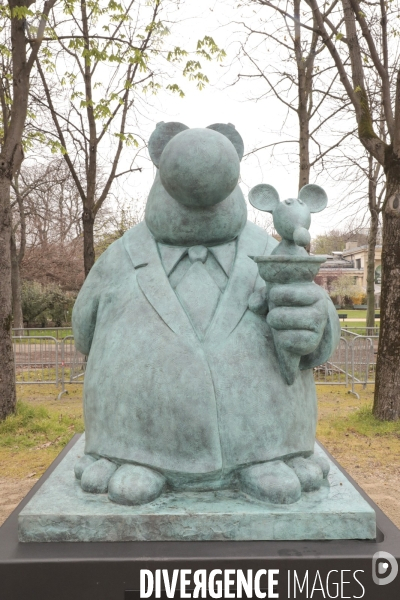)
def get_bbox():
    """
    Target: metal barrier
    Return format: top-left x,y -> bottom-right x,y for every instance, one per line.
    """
313,337 -> 349,386
12,335 -> 85,395
350,334 -> 378,397
314,330 -> 378,398
13,336 -> 59,385
13,329 -> 379,399
57,336 -> 86,400
340,327 -> 380,341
